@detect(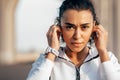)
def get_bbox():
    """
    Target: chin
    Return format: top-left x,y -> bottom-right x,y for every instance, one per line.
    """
66,44 -> 87,53
70,47 -> 84,53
